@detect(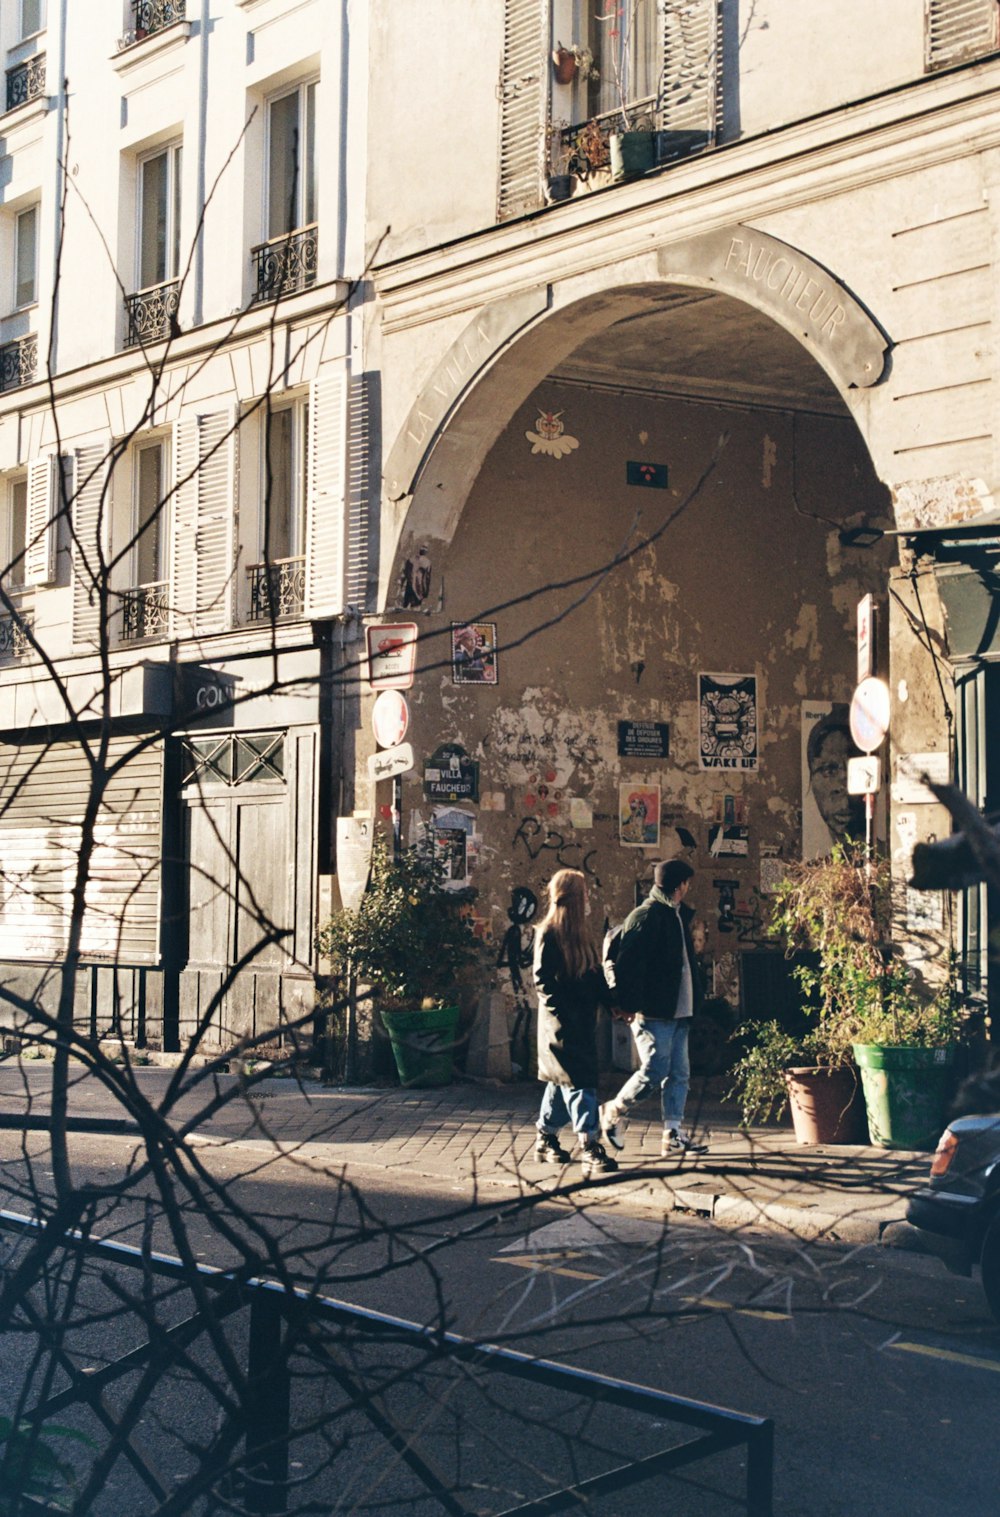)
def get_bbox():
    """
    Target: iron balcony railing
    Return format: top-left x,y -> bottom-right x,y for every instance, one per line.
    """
247,557 -> 305,620
0,334 -> 37,393
0,609 -> 33,659
250,225 -> 317,304
121,580 -> 168,641
5,52 -> 45,113
132,0 -> 186,38
124,278 -> 180,348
